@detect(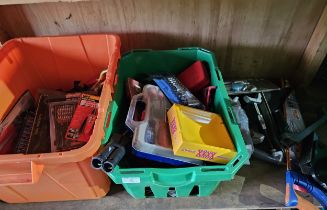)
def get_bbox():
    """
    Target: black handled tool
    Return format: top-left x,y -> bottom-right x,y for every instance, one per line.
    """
91,133 -> 130,173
